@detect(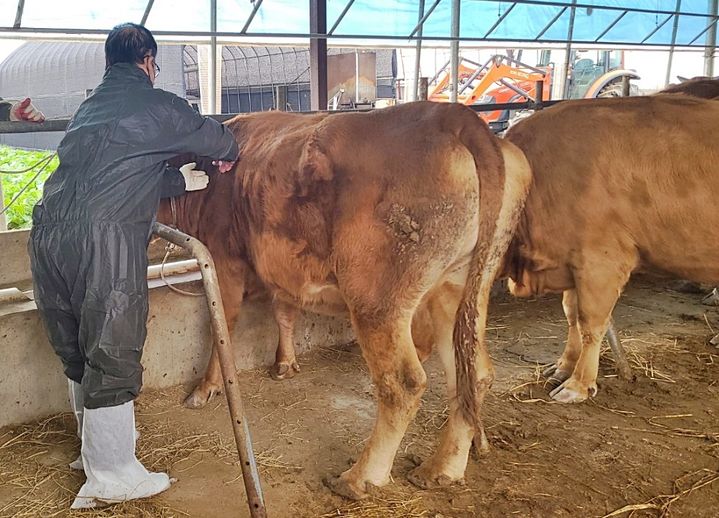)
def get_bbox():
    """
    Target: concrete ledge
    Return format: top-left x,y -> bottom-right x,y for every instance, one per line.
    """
0,229 -> 185,290
0,281 -> 354,428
